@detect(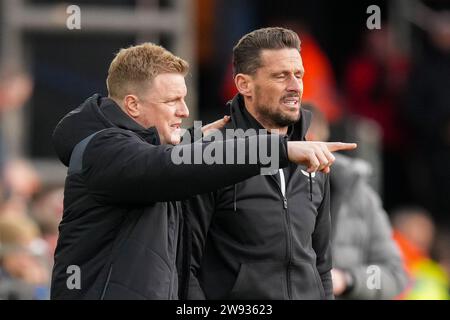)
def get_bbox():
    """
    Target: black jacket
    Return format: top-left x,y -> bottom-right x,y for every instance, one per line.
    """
50,94 -> 289,299
186,95 -> 333,300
